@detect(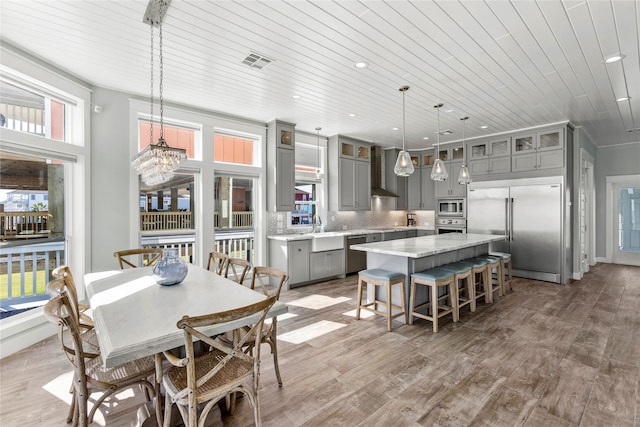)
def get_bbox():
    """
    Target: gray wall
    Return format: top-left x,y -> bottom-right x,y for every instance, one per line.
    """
91,88 -> 133,271
595,142 -> 640,258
